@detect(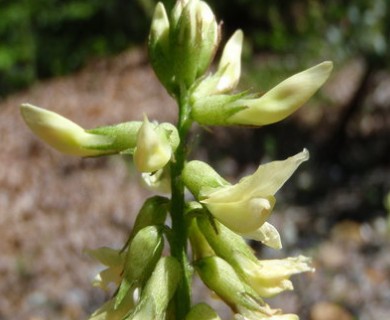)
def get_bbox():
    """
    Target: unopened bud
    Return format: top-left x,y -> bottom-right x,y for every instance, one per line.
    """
128,256 -> 182,319
192,30 -> 243,100
123,225 -> 164,286
189,218 -> 215,260
116,225 -> 164,307
228,61 -> 333,126
133,115 -> 174,173
20,104 -> 114,156
197,216 -> 257,266
130,196 -> 169,239
191,62 -> 333,126
149,2 -> 175,94
170,0 -> 219,88
195,256 -> 263,312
